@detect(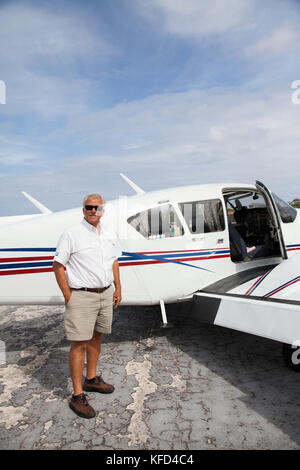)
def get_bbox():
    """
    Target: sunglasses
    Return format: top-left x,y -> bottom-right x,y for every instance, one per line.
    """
84,205 -> 105,211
